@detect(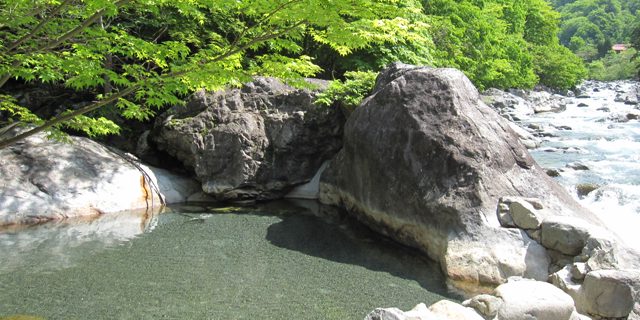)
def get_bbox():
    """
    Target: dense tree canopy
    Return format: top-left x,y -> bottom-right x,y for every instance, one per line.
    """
552,0 -> 640,77
0,0 -> 428,147
424,0 -> 585,90
0,0 -> 600,146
